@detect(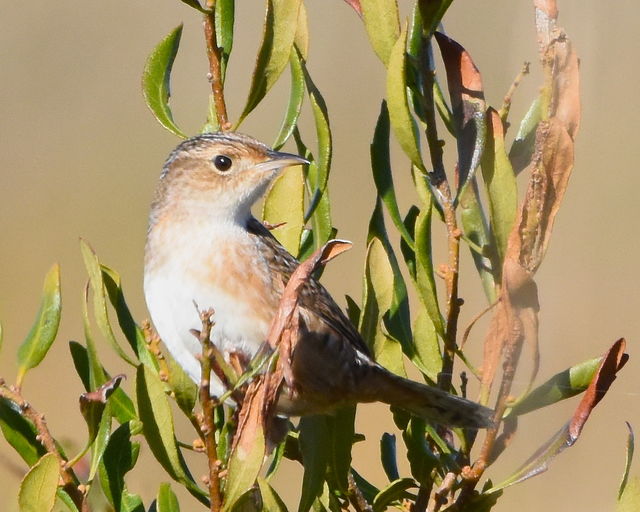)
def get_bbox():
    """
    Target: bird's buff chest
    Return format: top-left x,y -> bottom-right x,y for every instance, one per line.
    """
144,217 -> 281,389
